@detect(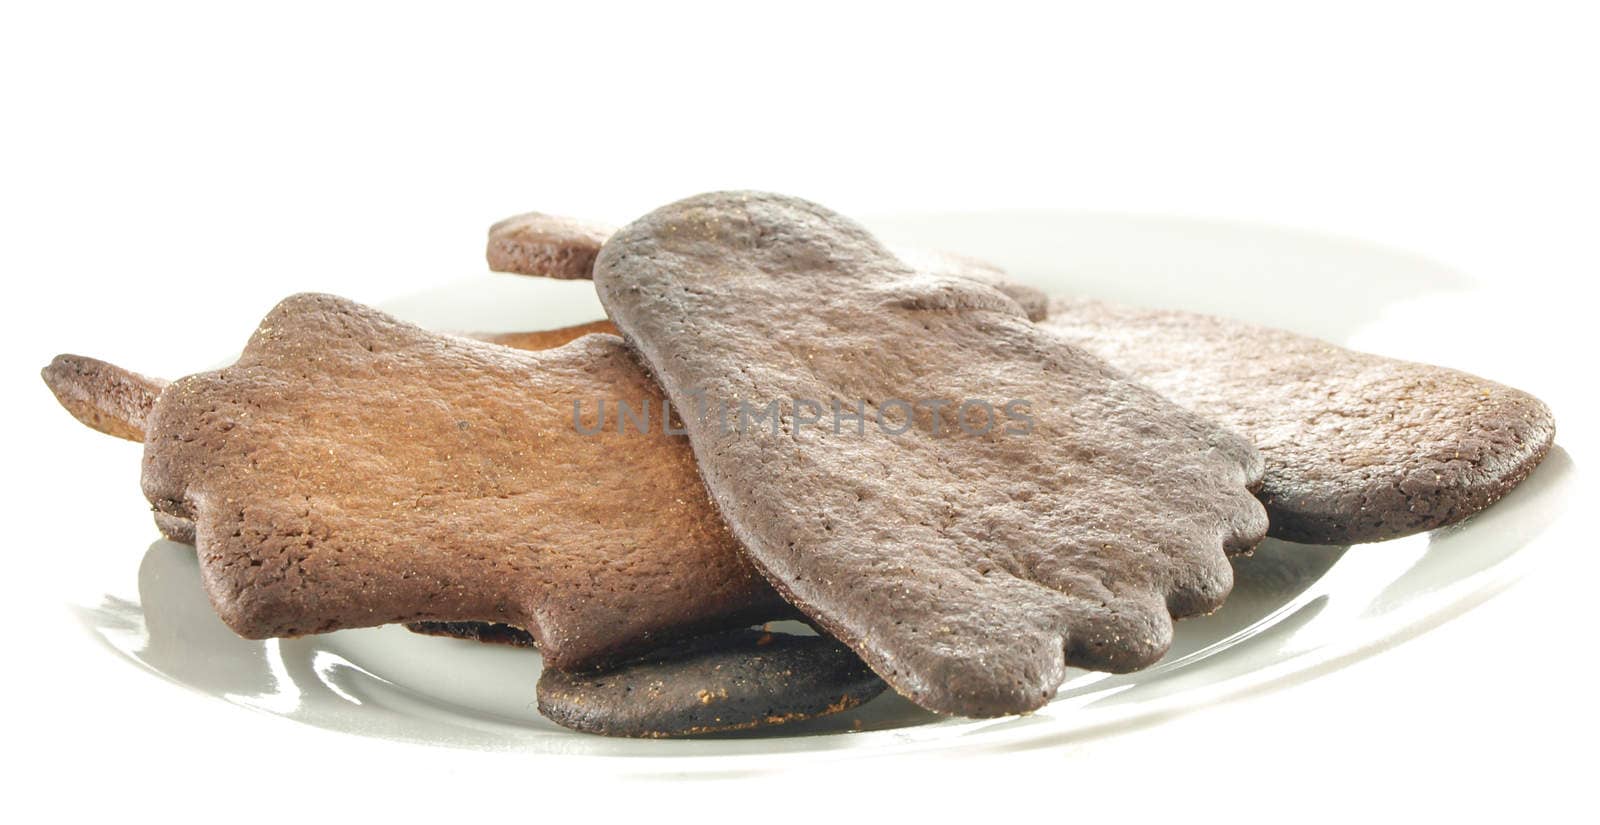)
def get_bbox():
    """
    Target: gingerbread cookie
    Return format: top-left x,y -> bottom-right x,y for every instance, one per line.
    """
43,318 -> 793,663
122,294 -> 788,668
594,191 -> 1268,717
537,626 -> 885,737
1041,297 -> 1556,543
